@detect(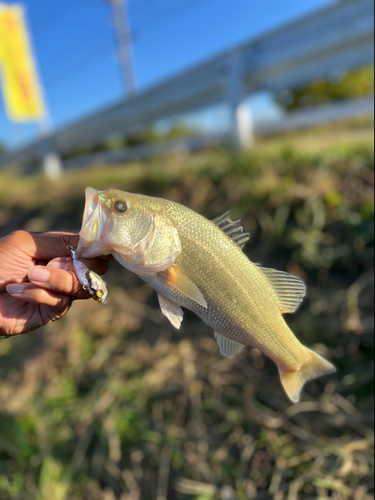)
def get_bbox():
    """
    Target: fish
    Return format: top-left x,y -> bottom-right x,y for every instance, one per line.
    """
68,245 -> 108,304
77,187 -> 335,402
